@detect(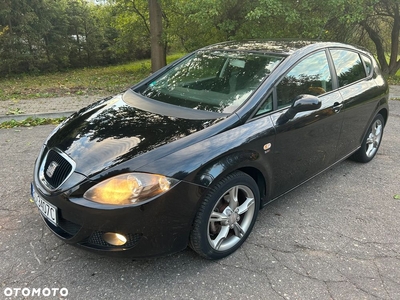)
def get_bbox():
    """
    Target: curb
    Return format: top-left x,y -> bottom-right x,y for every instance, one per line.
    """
0,111 -> 75,123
